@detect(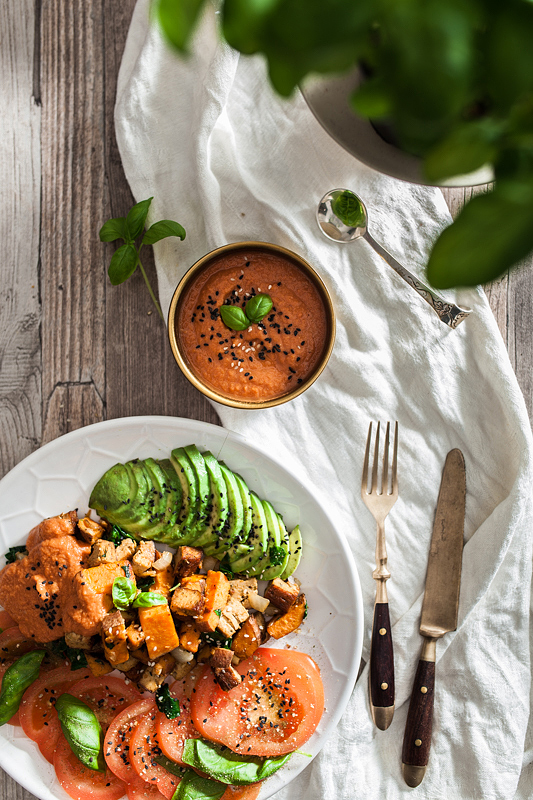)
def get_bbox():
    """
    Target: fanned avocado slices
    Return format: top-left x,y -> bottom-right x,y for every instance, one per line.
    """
89,446 -> 303,577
